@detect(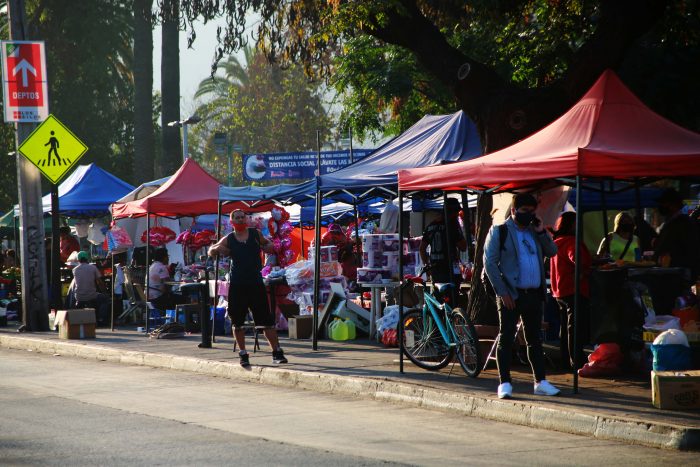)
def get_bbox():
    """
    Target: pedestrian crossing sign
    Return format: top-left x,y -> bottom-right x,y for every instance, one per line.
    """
18,114 -> 88,184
